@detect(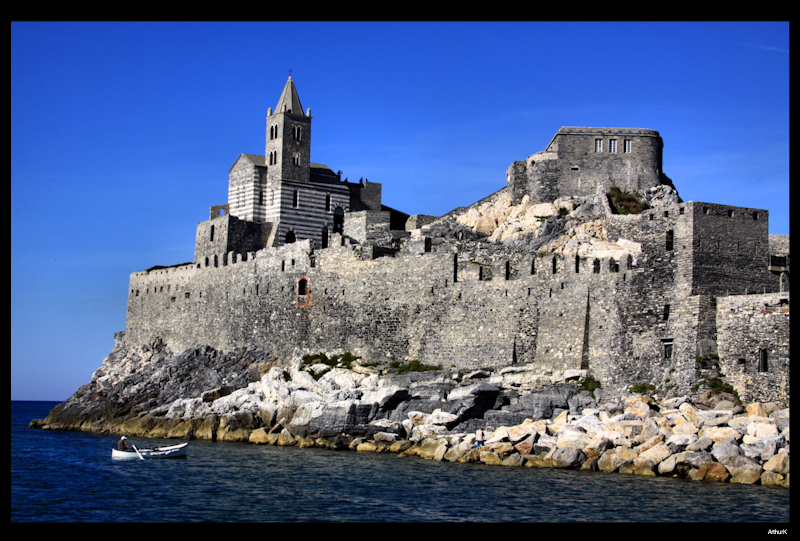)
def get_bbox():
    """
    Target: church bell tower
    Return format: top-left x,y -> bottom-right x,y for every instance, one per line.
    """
266,76 -> 311,184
